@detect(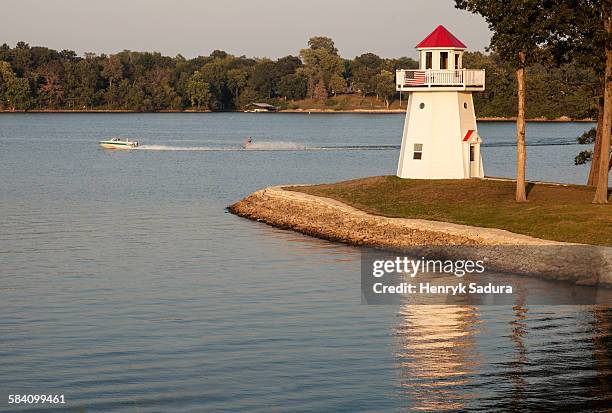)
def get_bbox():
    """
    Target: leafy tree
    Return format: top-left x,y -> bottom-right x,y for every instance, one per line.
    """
210,50 -> 228,60
186,71 -> 211,110
227,68 -> 248,99
372,70 -> 395,108
550,0 -> 611,202
249,60 -> 277,98
125,79 -> 147,110
60,49 -> 78,61
0,61 -> 14,106
328,74 -> 346,96
64,58 -> 102,109
4,77 -> 30,109
313,78 -> 328,100
574,126 -> 612,179
200,58 -> 230,109
11,42 -> 32,76
236,87 -> 259,109
275,55 -> 302,77
384,57 -> 419,72
350,53 -> 383,95
0,62 -> 31,110
456,0 -> 554,202
36,61 -> 64,108
103,53 -> 133,106
574,127 -> 600,167
547,1 -> 606,187
277,73 -> 308,100
300,37 -> 344,94
464,52 -> 517,117
145,67 -> 179,110
308,37 -> 338,54
102,54 -> 123,96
